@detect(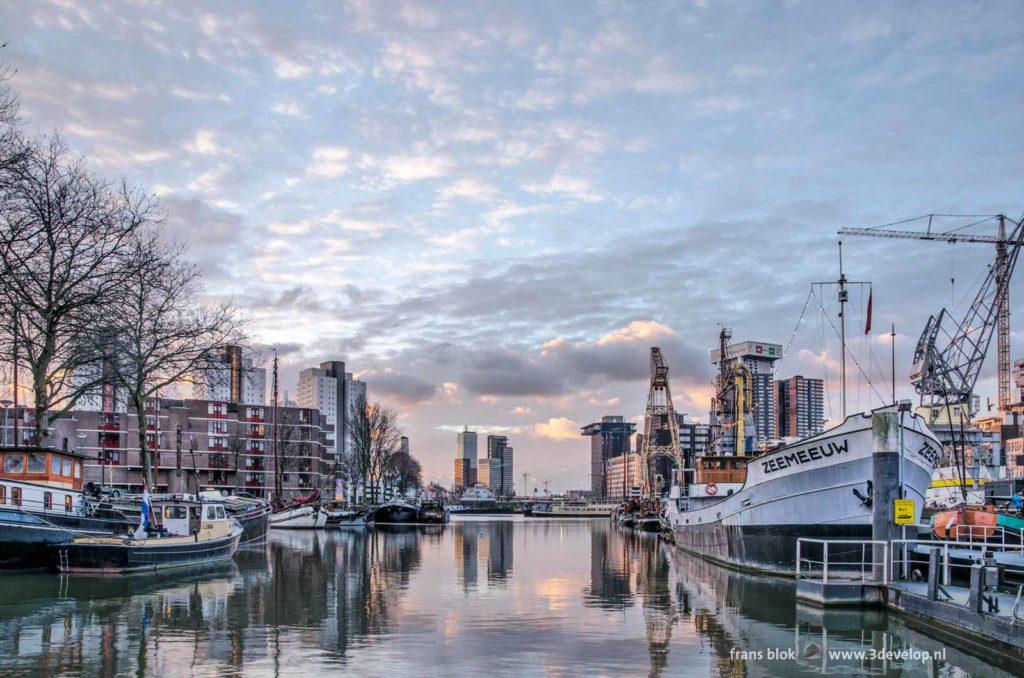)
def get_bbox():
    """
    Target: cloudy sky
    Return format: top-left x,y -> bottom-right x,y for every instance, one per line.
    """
2,1 -> 1023,490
